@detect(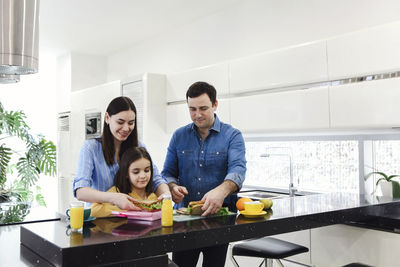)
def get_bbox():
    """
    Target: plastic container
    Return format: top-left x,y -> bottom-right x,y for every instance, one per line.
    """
161,196 -> 173,227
